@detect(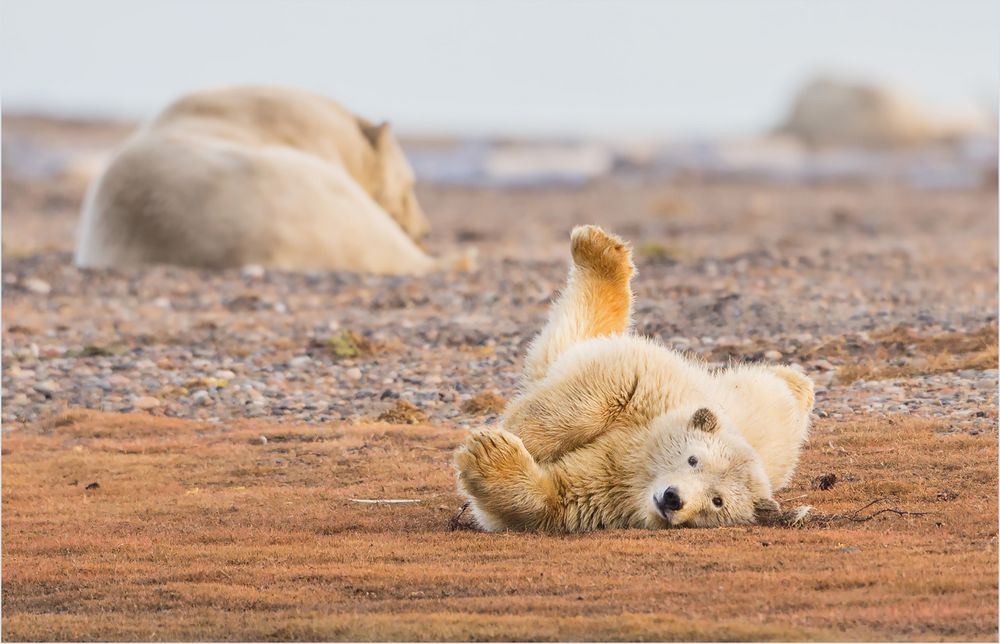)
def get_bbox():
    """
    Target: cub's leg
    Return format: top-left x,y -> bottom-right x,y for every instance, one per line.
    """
522,225 -> 636,383
504,344 -> 654,462
454,430 -> 560,531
